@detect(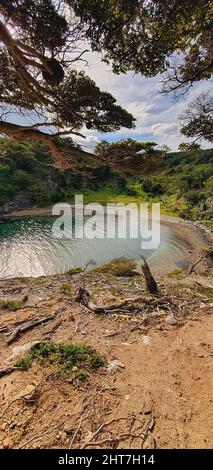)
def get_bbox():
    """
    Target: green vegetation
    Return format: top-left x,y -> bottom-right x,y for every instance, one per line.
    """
1,1 -> 212,161
0,138 -> 212,223
194,284 -> 213,300
60,283 -> 74,295
168,268 -> 184,278
0,299 -> 23,311
16,342 -> 105,383
0,138 -> 130,210
65,267 -> 83,276
94,259 -> 139,278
